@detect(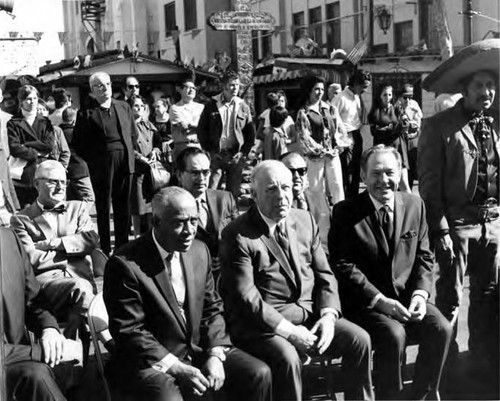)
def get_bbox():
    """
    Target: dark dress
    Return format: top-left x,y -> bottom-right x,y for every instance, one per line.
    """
368,104 -> 409,168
